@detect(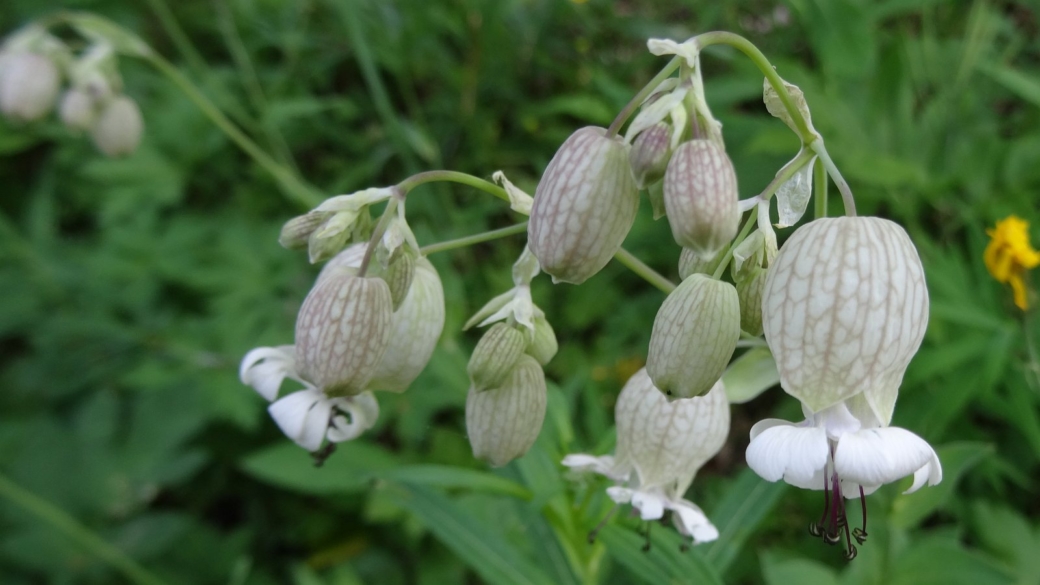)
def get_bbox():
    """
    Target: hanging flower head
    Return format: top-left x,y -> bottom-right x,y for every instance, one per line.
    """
750,215 -> 940,560
563,368 -> 729,544
984,215 -> 1040,310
